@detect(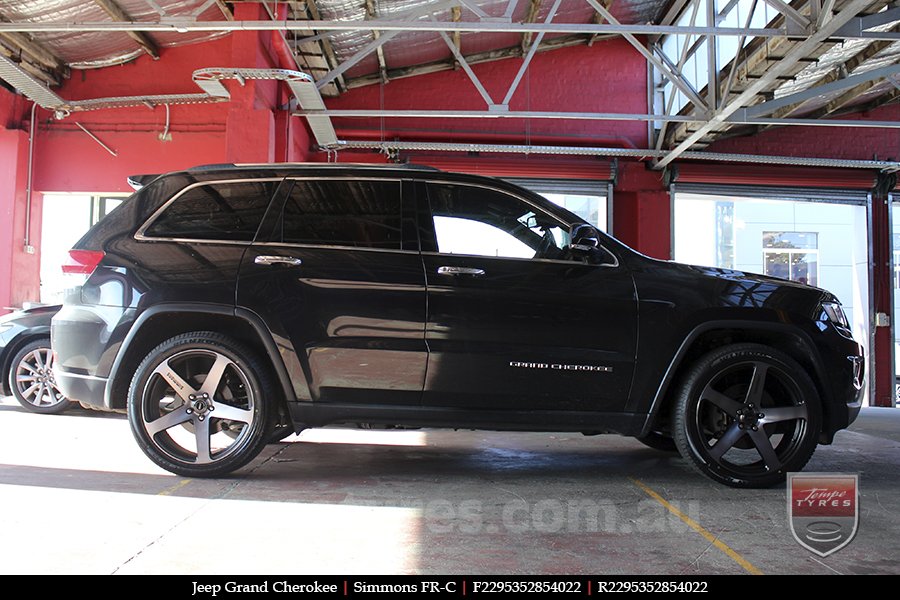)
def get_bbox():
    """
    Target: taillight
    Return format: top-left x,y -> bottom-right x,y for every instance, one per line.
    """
61,249 -> 105,275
